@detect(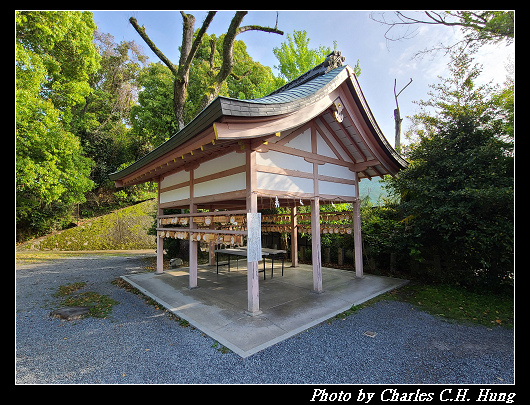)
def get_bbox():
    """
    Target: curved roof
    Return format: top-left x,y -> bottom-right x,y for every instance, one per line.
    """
110,61 -> 407,184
